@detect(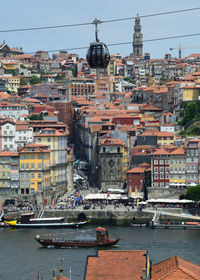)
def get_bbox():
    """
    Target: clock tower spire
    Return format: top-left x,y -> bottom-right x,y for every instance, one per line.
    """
133,14 -> 143,57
